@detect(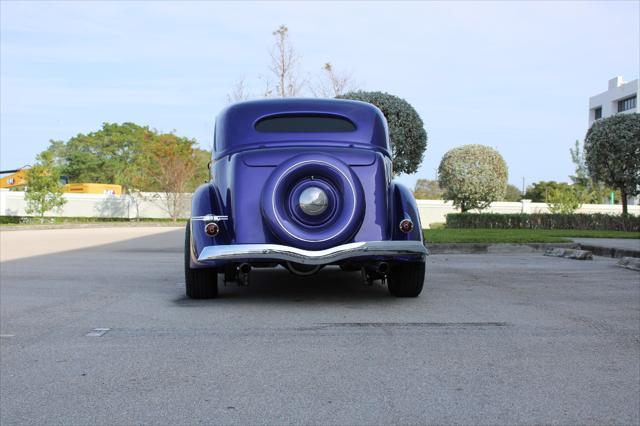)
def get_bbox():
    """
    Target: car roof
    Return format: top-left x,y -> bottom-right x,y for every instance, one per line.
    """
213,98 -> 390,159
